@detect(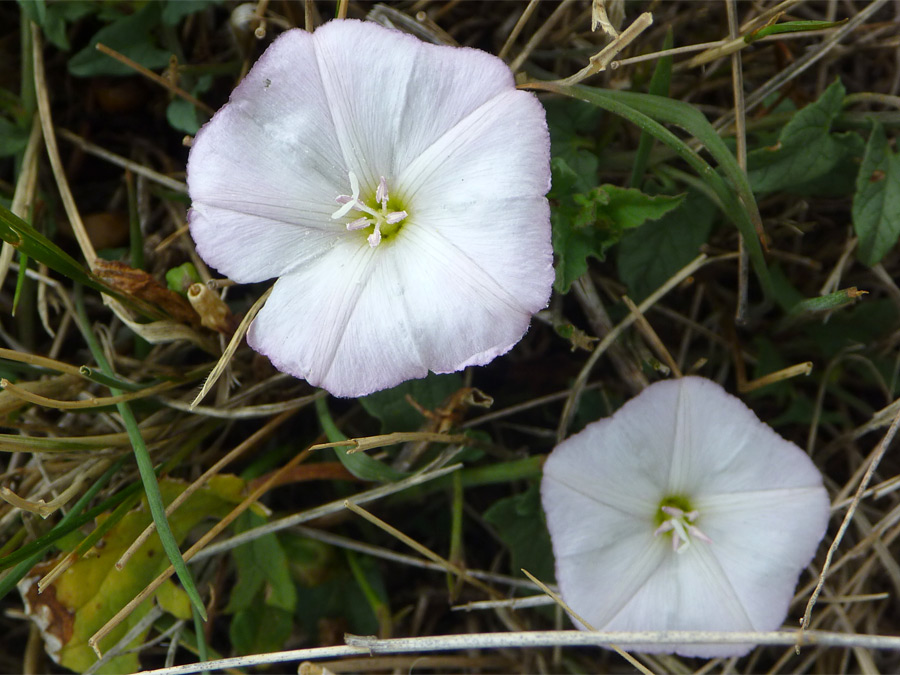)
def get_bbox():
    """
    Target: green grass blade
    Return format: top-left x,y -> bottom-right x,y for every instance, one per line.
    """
629,29 -> 673,188
745,19 -> 847,43
0,203 -> 164,318
533,81 -> 778,302
192,604 -> 209,672
73,286 -> 208,621
0,203 -> 105,291
12,252 -> 28,315
78,366 -> 146,392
